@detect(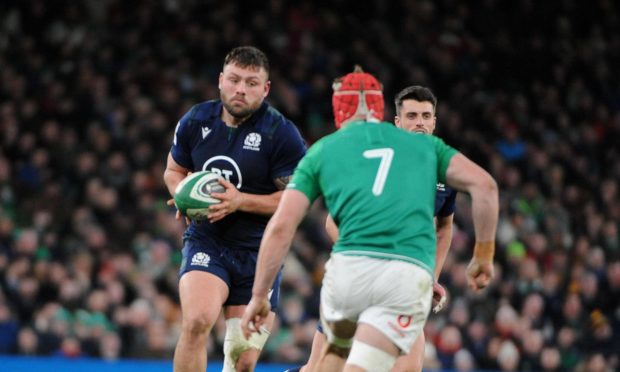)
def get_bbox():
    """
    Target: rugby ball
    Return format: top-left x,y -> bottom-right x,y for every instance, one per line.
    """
174,171 -> 225,219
